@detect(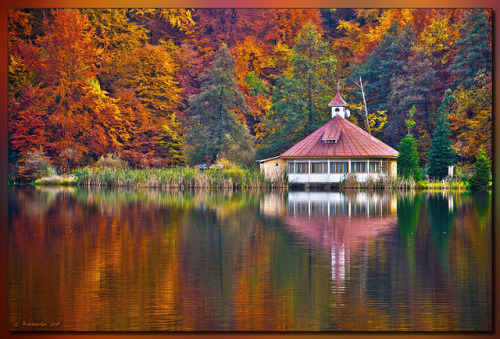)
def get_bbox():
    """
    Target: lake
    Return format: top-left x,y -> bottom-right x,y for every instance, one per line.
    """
8,186 -> 492,331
